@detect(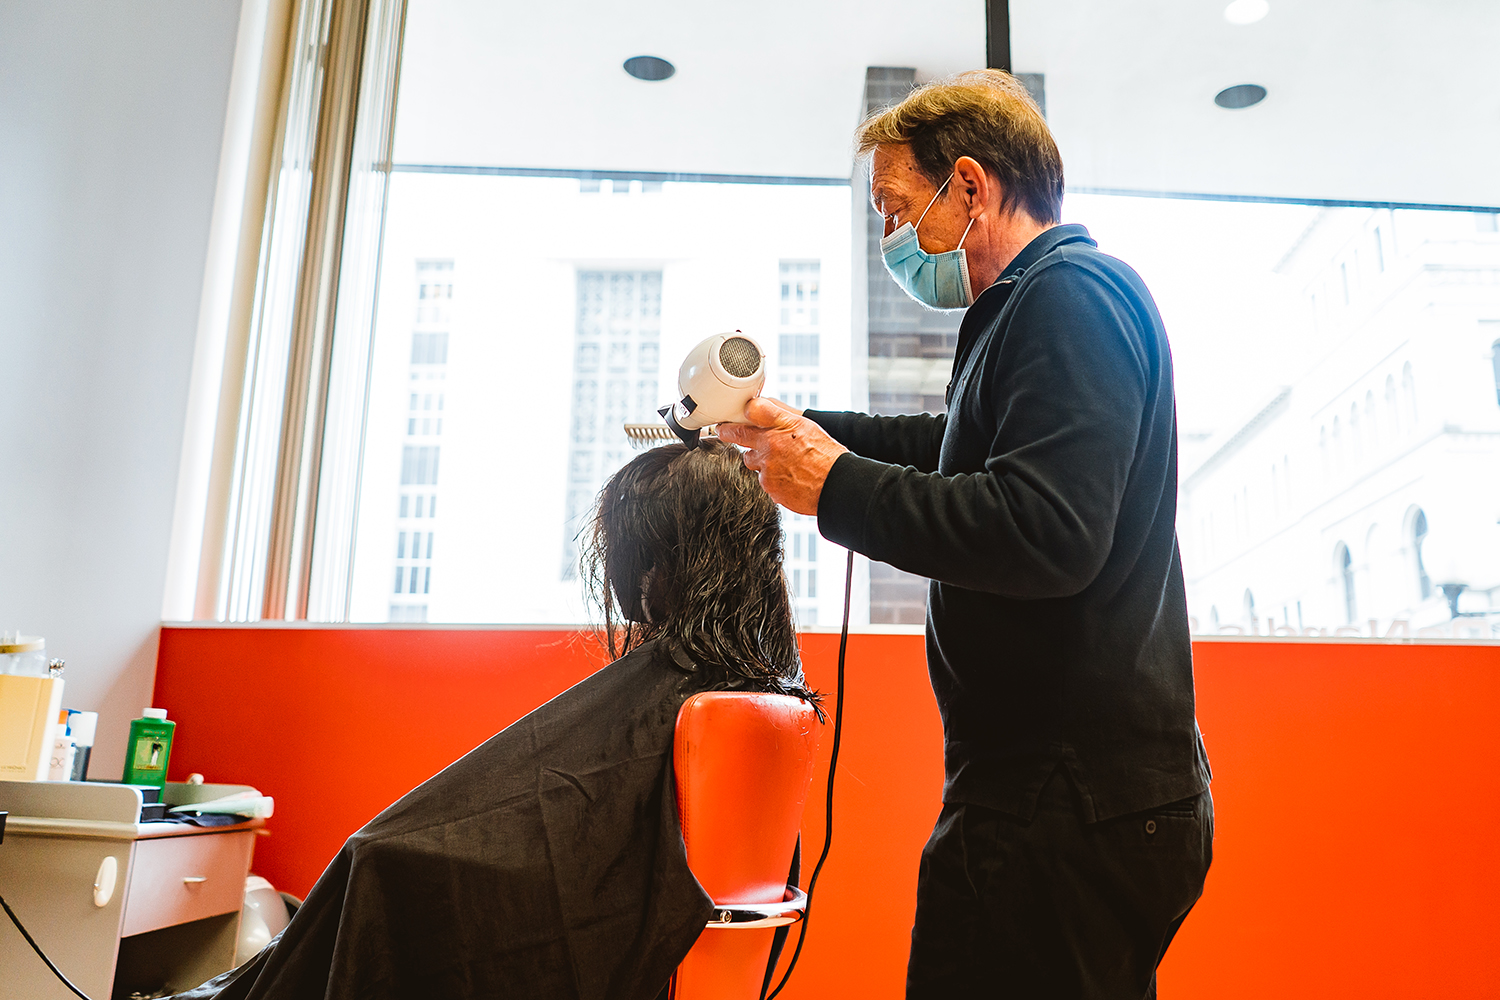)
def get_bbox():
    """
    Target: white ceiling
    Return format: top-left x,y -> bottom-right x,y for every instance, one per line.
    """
392,0 -> 985,179
1014,0 -> 1500,208
394,0 -> 1500,208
